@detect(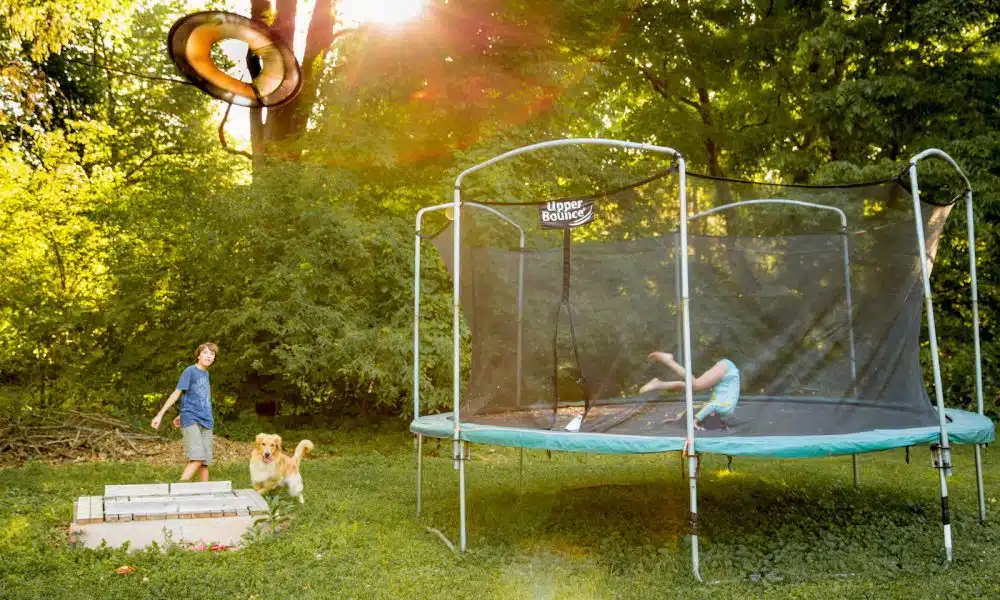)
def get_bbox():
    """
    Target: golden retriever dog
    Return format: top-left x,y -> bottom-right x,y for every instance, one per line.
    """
250,433 -> 314,503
